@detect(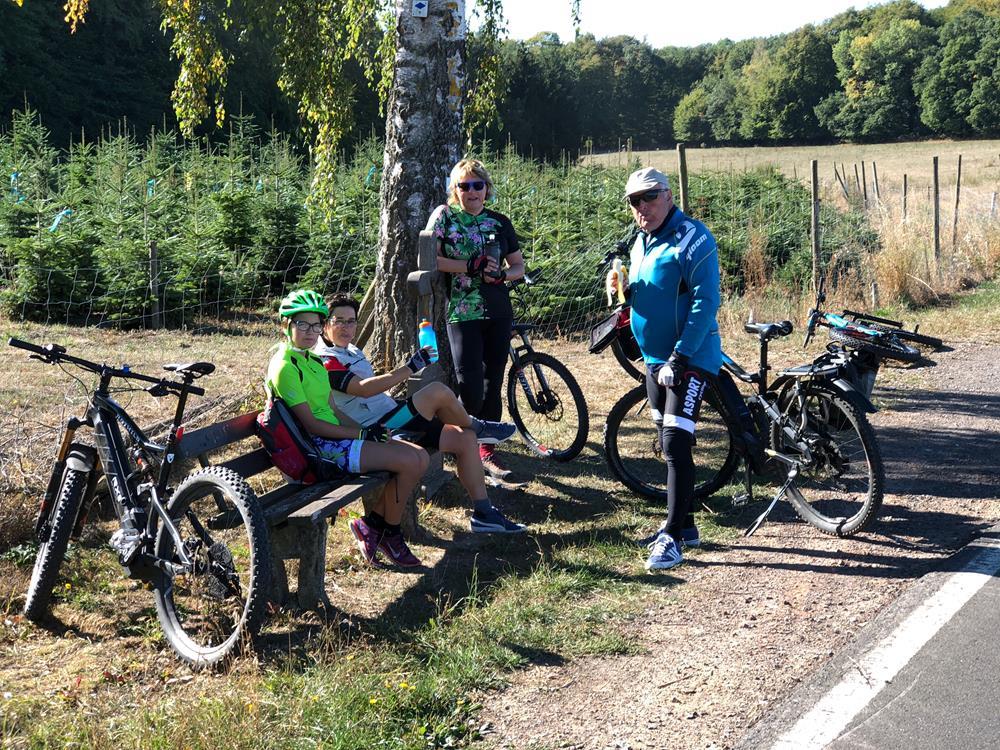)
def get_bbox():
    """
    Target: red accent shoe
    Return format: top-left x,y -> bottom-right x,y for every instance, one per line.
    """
480,444 -> 512,479
377,531 -> 422,568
